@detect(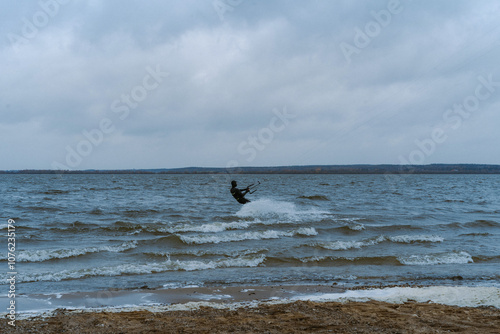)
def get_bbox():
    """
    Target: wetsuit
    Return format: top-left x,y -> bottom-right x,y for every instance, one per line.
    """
231,186 -> 250,204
